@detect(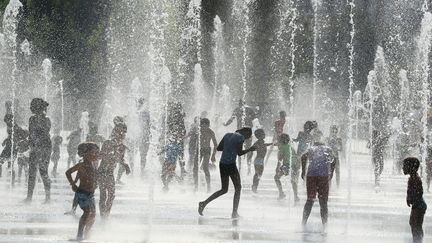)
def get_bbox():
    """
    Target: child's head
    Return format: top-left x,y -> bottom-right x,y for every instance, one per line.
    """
403,157 -> 420,175
113,116 -> 125,126
111,123 -> 127,141
54,135 -> 63,145
279,133 -> 290,144
330,125 -> 338,135
254,129 -> 265,140
30,98 -> 49,115
77,142 -> 100,162
279,111 -> 286,119
236,127 -> 252,139
200,118 -> 210,128
304,121 -> 314,132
